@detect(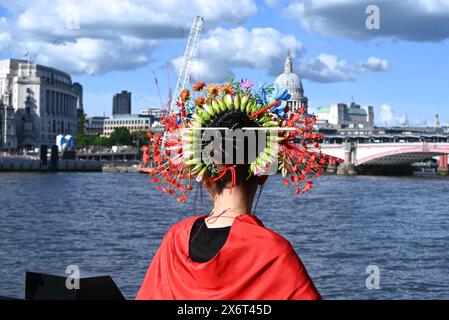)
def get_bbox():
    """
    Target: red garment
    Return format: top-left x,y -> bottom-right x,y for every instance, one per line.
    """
136,214 -> 321,300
